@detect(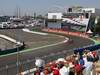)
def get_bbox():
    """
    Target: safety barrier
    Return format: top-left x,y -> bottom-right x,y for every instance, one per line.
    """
74,44 -> 100,54
0,34 -> 25,55
42,28 -> 89,38
0,44 -> 25,55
